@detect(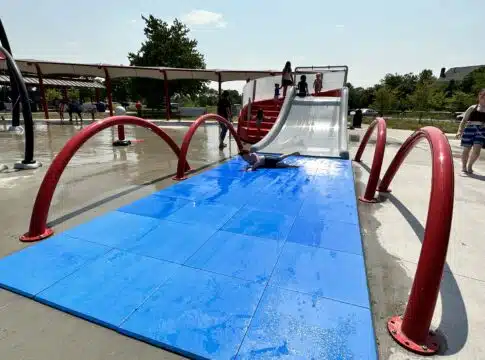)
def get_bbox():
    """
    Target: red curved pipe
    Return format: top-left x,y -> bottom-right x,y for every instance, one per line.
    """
379,127 -> 454,355
20,115 -> 189,242
175,114 -> 244,180
354,118 -> 387,202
